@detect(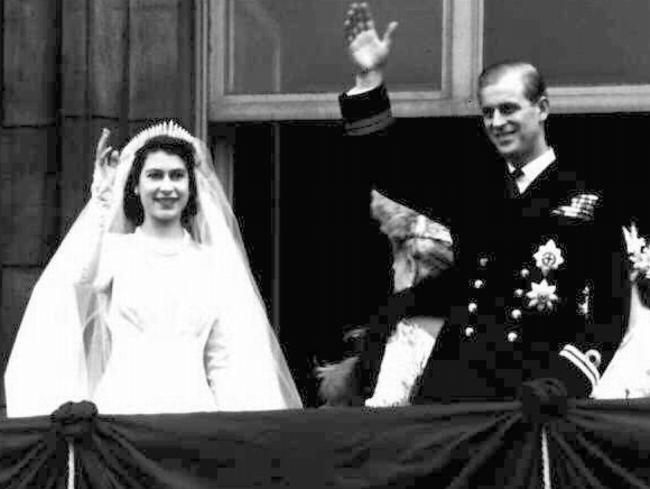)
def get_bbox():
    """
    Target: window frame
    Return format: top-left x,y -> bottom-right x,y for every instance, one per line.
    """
198,0 -> 650,123
205,0 -> 471,121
